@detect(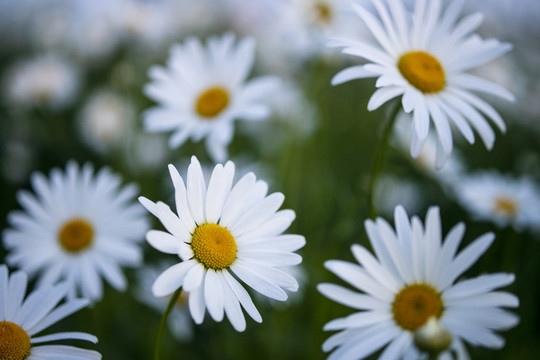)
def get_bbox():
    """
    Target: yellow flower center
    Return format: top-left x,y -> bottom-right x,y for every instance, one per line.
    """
398,51 -> 446,93
313,2 -> 333,24
195,86 -> 229,118
0,321 -> 31,360
494,196 -> 518,217
392,284 -> 444,331
191,223 -> 237,270
58,218 -> 94,253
